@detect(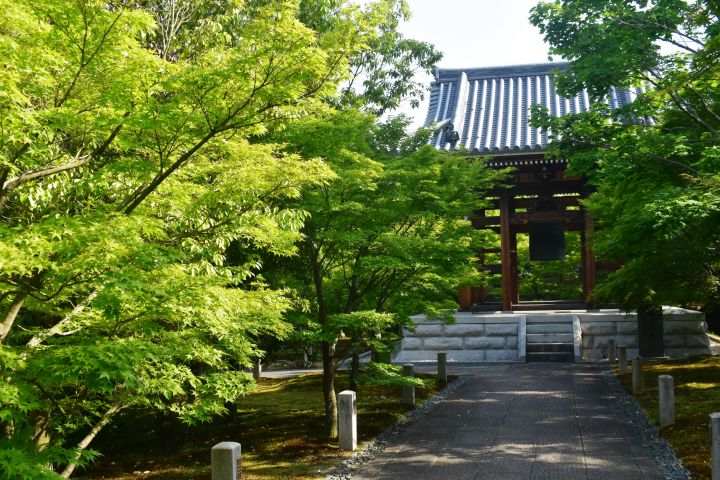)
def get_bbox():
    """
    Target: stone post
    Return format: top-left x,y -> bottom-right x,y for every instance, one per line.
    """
402,363 -> 415,406
211,442 -> 241,480
658,375 -> 675,428
253,359 -> 262,381
437,352 -> 447,384
607,339 -> 616,362
711,413 -> 720,480
618,345 -> 628,375
632,356 -> 645,393
338,390 -> 357,451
